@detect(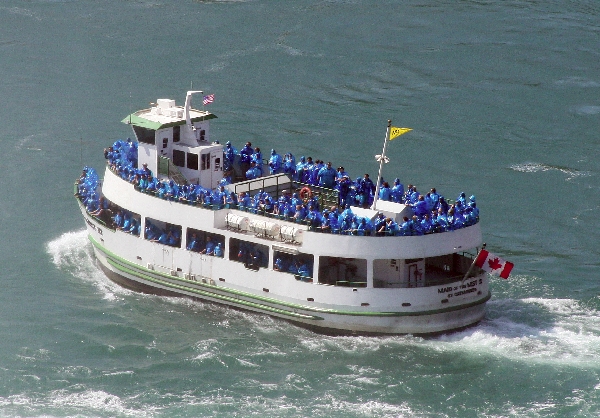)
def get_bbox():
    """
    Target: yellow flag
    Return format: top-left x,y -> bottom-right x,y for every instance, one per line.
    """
389,127 -> 412,140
